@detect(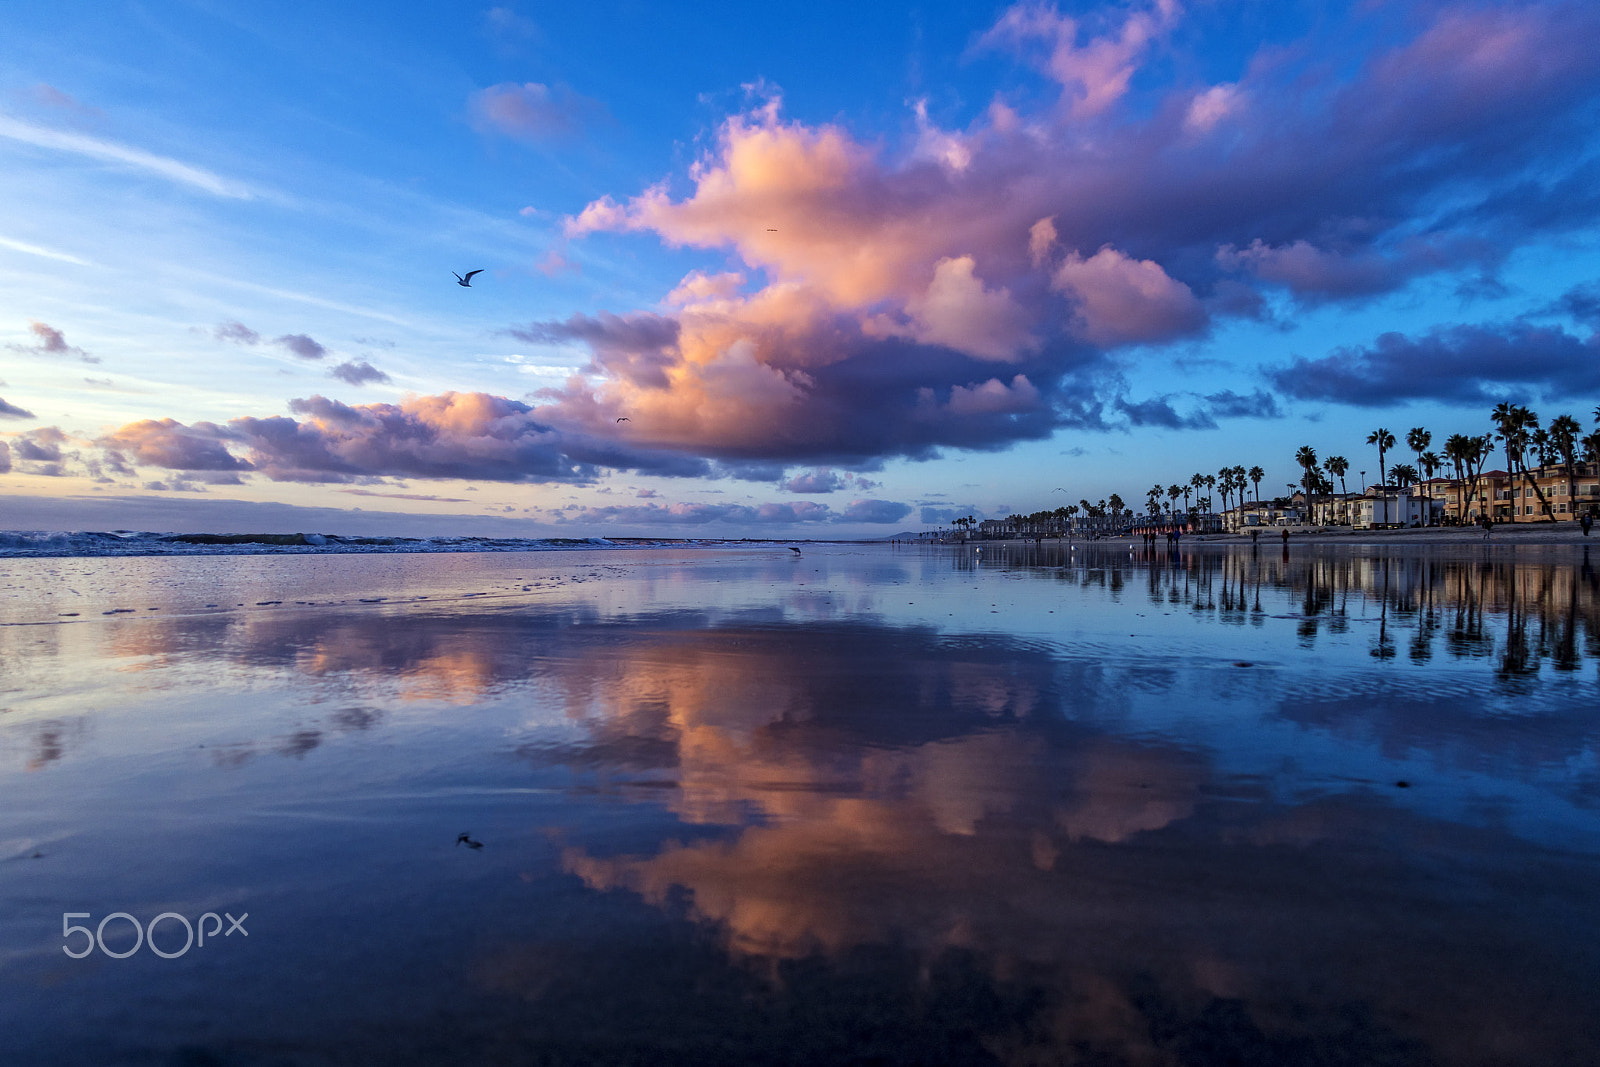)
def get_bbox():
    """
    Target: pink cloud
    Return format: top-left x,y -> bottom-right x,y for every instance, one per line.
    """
1051,247 -> 1205,346
978,0 -> 1182,119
